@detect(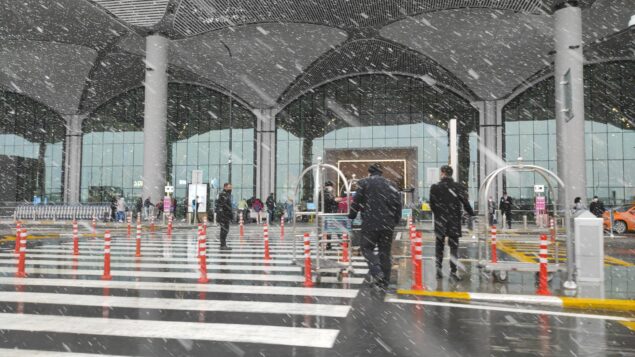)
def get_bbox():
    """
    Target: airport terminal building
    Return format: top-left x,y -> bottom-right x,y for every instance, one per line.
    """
0,0 -> 633,208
